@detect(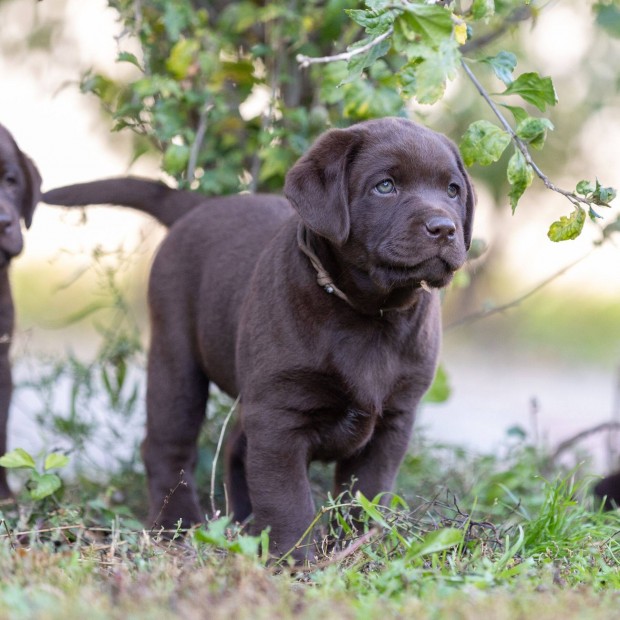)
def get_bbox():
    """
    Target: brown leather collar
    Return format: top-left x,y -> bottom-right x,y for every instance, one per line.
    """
297,223 -> 392,317
297,223 -> 354,305
297,223 -> 429,318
